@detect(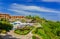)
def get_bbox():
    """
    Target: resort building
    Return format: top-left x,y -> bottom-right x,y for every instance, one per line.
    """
0,13 -> 24,20
0,14 -> 10,19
